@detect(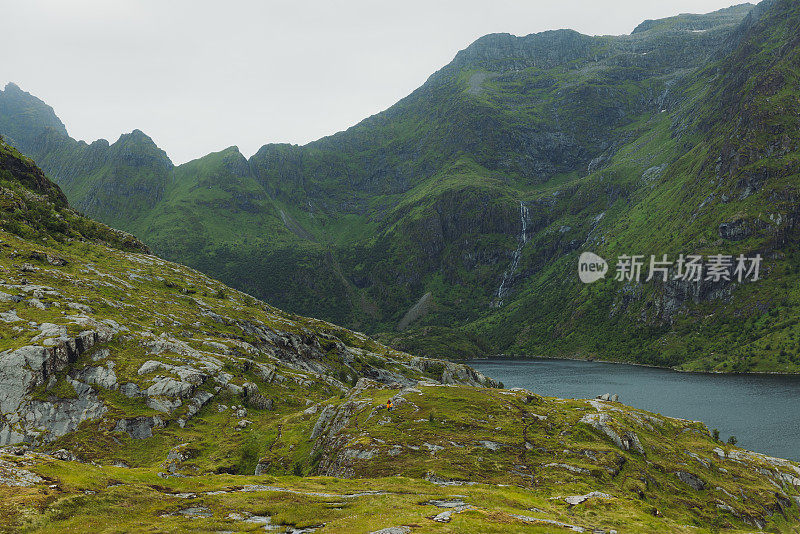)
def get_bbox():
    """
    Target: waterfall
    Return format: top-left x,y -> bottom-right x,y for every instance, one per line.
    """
495,201 -> 529,306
